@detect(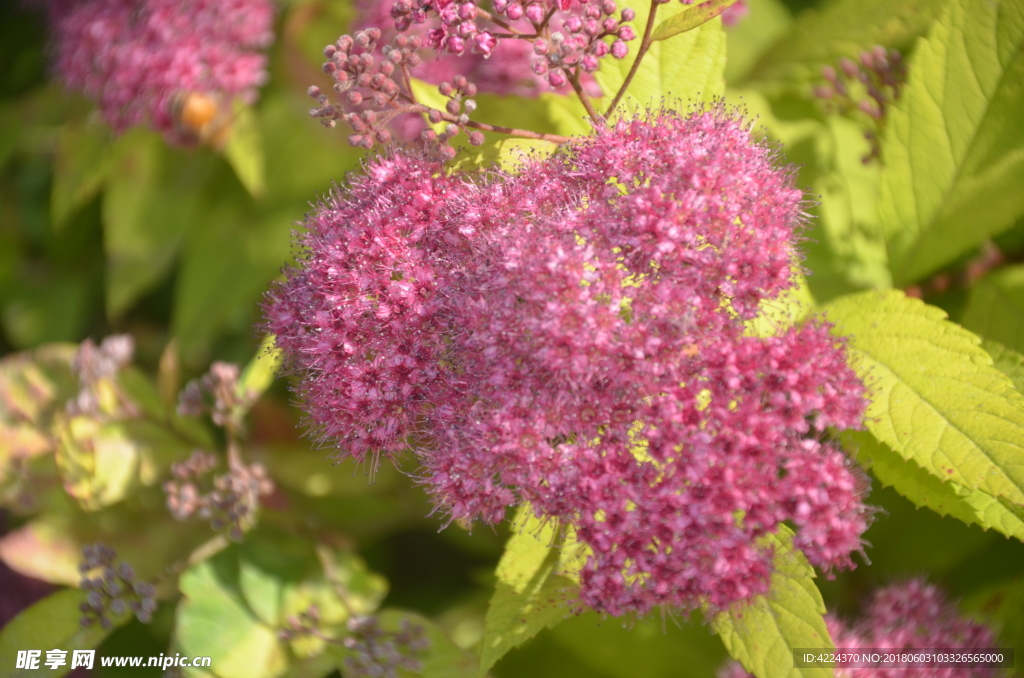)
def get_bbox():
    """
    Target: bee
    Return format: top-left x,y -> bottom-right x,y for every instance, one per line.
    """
167,91 -> 233,148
